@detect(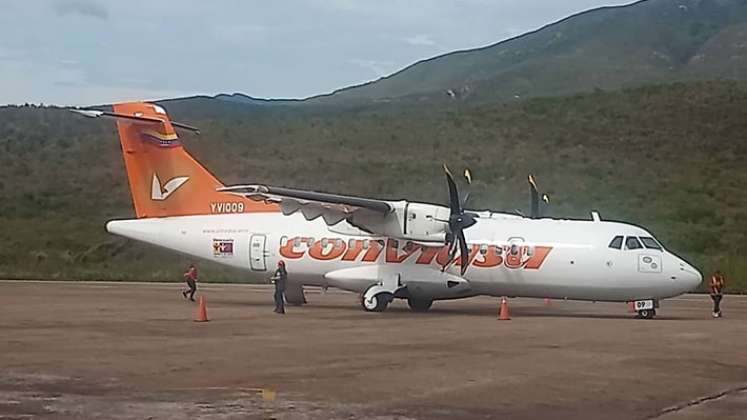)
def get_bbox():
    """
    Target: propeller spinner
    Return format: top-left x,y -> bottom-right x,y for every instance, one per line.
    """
442,164 -> 478,275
